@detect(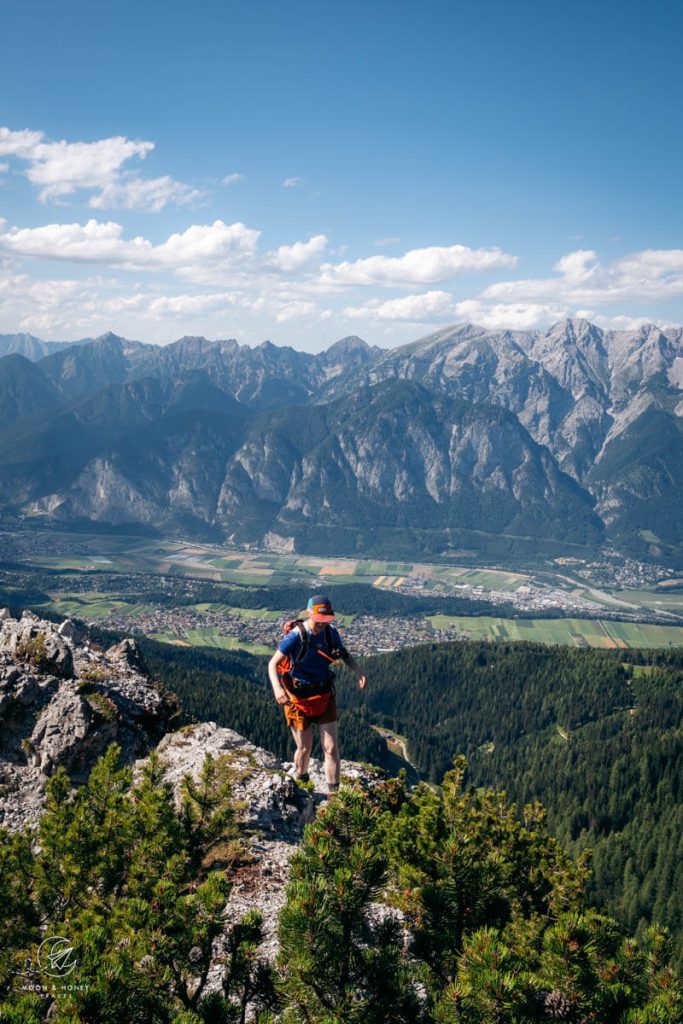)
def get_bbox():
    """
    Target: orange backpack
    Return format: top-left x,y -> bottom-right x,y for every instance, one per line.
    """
277,619 -> 343,717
